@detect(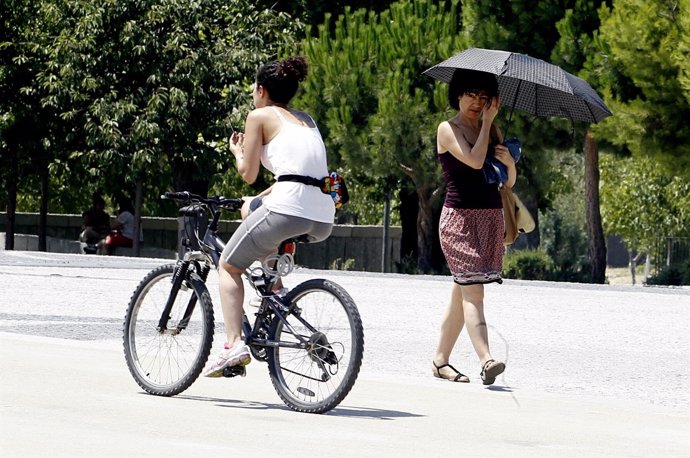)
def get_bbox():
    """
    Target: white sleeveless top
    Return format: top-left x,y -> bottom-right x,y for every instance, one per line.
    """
261,107 -> 336,223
